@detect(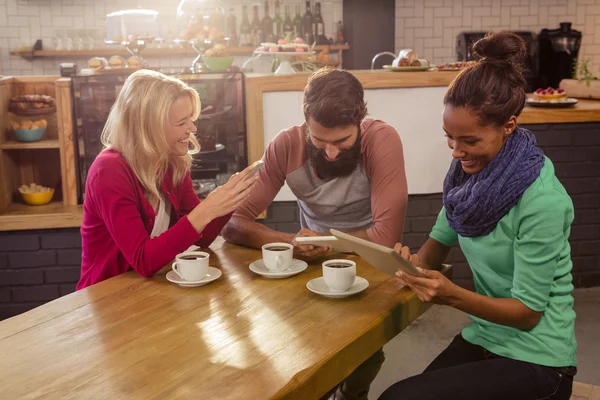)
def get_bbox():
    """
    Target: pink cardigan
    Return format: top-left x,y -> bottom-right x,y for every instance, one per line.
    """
77,149 -> 231,289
